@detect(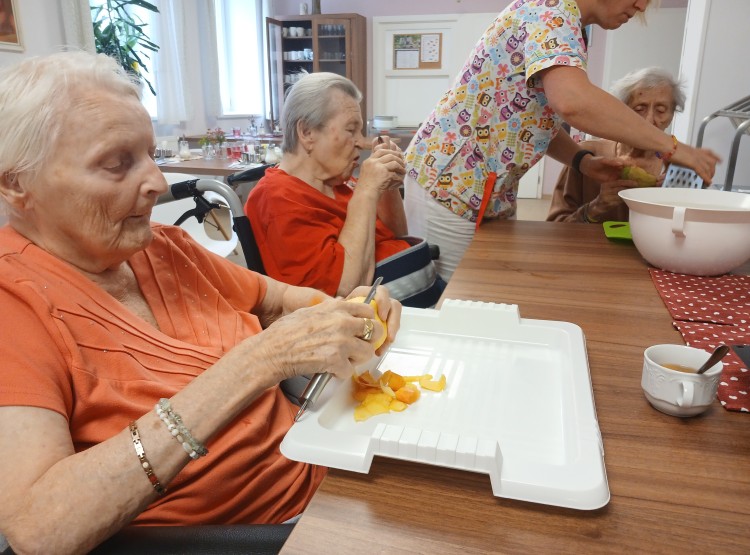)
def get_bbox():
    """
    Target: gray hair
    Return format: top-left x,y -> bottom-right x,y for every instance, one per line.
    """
610,66 -> 685,112
0,51 -> 141,183
281,72 -> 363,153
